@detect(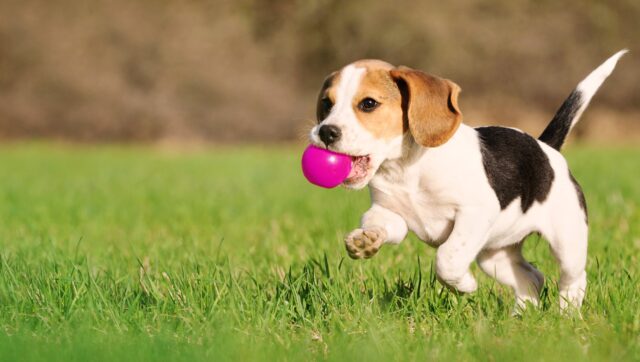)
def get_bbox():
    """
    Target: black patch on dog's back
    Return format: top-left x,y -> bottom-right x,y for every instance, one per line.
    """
569,171 -> 588,223
477,127 -> 555,212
